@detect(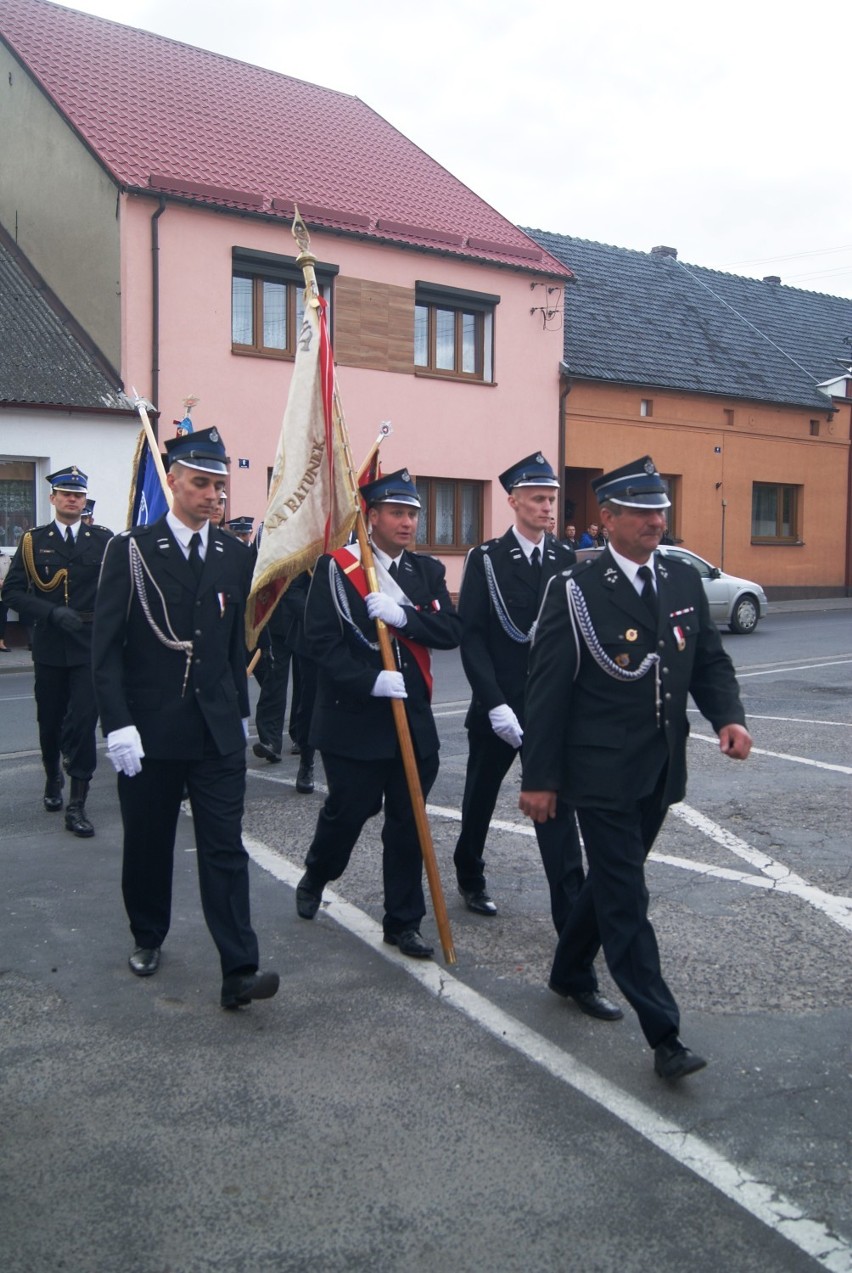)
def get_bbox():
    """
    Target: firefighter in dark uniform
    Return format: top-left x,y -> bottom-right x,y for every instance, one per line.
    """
4,466 -> 112,836
520,457 -> 752,1080
453,452 -> 585,934
295,469 -> 461,960
92,428 -> 279,1010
